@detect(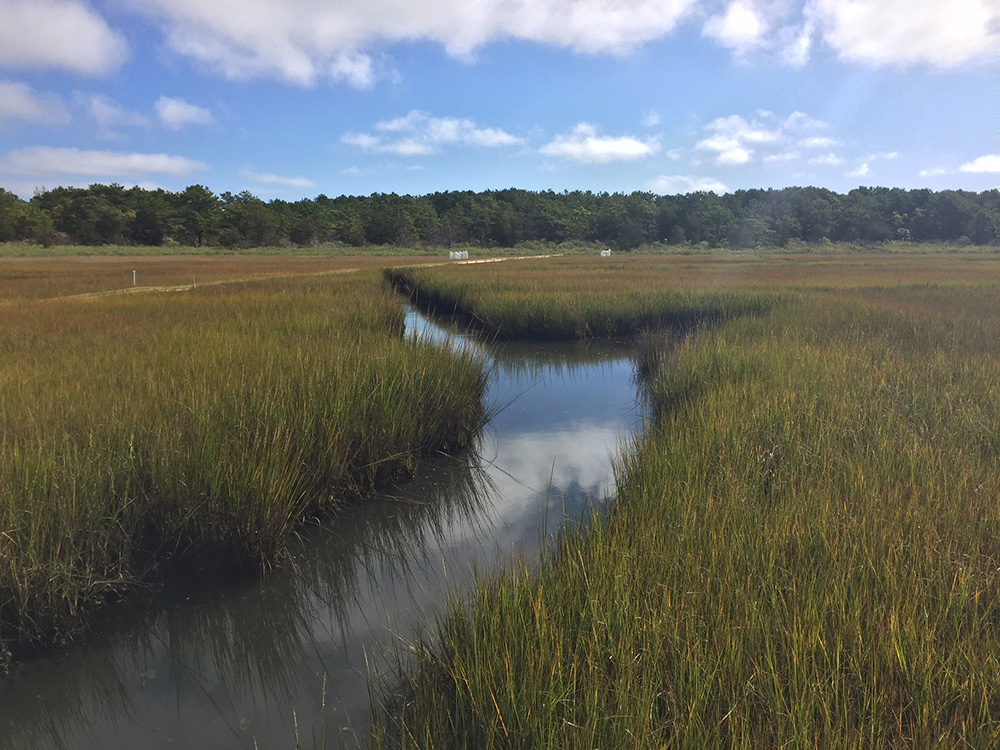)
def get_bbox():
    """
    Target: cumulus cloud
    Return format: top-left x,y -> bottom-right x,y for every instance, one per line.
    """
783,111 -> 826,131
78,93 -> 151,136
649,174 -> 729,194
807,0 -> 1000,68
0,146 -> 206,178
241,168 -> 316,188
343,110 -> 522,155
808,152 -> 844,165
155,96 -> 214,130
128,0 -> 697,86
698,0 -> 998,68
847,162 -> 870,177
799,136 -> 838,148
960,154 -> 1000,173
696,114 -> 781,165
702,0 -> 768,54
642,111 -> 662,128
0,80 -> 70,126
541,123 -> 658,163
697,110 -> 834,166
764,150 -> 801,163
779,19 -> 814,66
919,167 -> 949,177
0,0 -> 128,75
